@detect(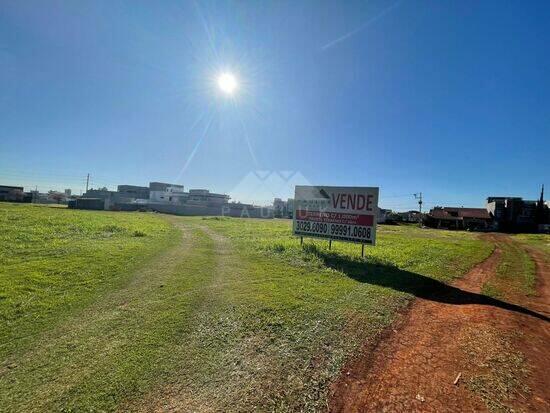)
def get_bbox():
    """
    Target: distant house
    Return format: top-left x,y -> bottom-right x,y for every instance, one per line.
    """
404,210 -> 421,223
73,180 -> 269,218
0,185 -> 25,202
71,198 -> 105,210
117,185 -> 149,200
187,189 -> 229,205
377,208 -> 392,224
287,198 -> 294,218
149,182 -> 185,203
424,207 -> 492,230
486,186 -> 549,232
390,210 -> 421,223
272,198 -> 287,218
